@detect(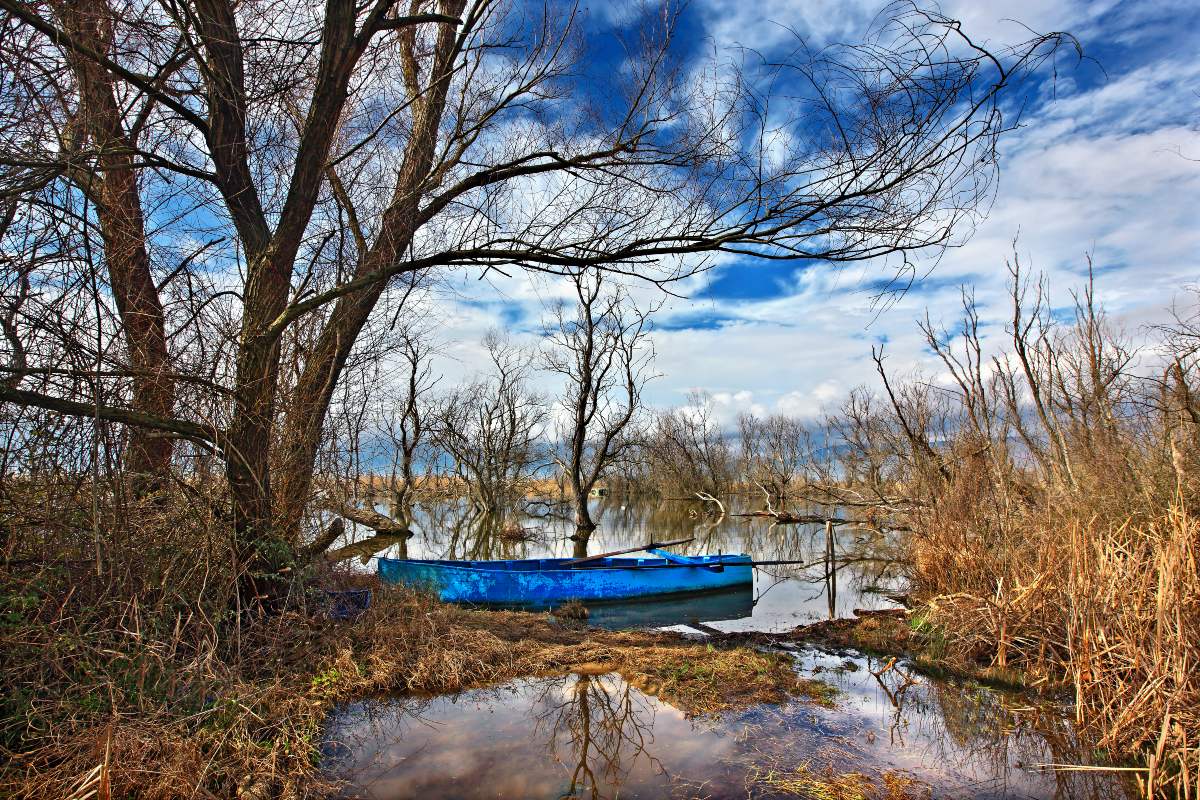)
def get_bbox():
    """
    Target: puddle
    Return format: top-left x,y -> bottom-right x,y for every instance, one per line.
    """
323,648 -> 1133,800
